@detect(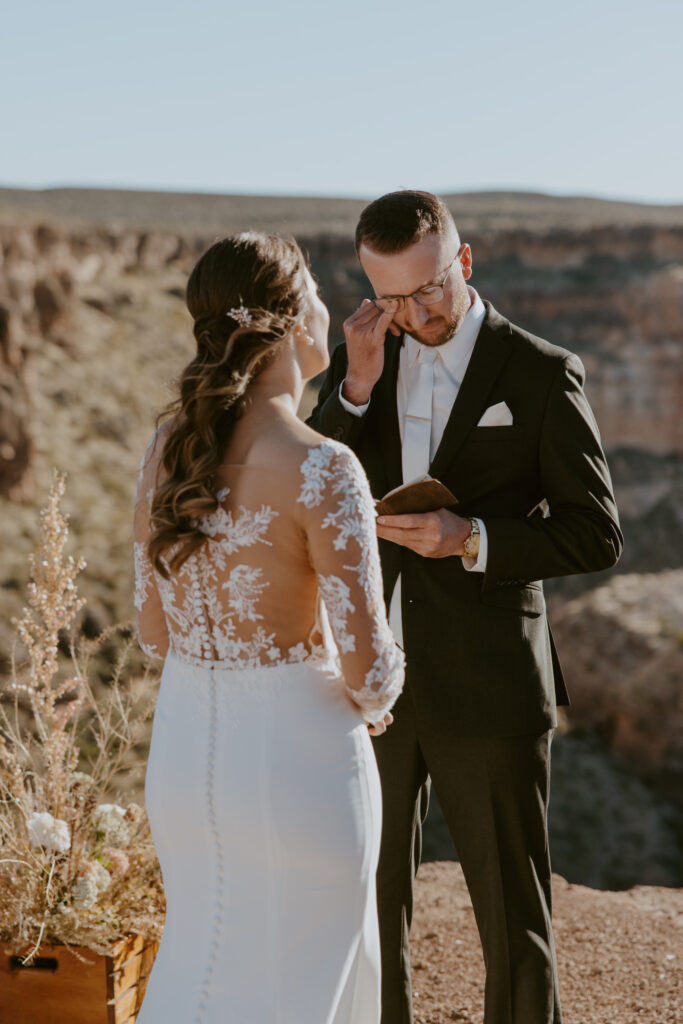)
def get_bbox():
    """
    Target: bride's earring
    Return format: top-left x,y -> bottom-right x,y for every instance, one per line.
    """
296,325 -> 315,347
295,320 -> 316,350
